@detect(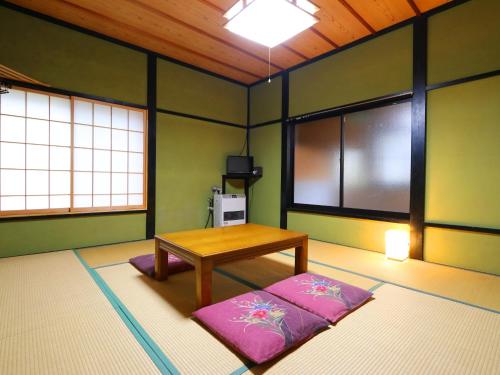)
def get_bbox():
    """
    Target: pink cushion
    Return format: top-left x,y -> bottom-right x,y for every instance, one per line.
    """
129,254 -> 193,278
264,273 -> 373,323
193,290 -> 329,364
